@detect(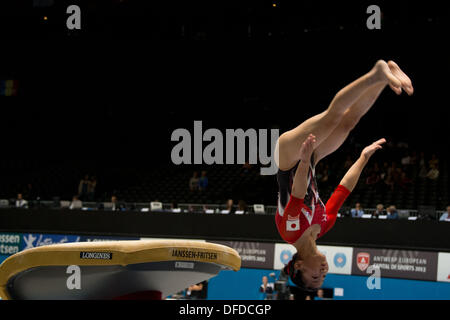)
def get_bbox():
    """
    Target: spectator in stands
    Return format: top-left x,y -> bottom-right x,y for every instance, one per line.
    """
69,195 -> 83,210
373,203 -> 385,219
111,195 -> 125,211
401,152 -> 411,167
78,174 -> 90,200
386,205 -> 399,219
387,161 -> 397,177
439,206 -> 450,222
383,172 -> 395,191
418,152 -> 428,179
87,176 -> 97,201
237,200 -> 247,214
351,203 -> 364,218
388,162 -> 402,184
426,164 -> 439,180
198,171 -> 208,191
380,162 -> 389,181
225,199 -> 235,214
314,289 -> 325,300
15,193 -> 28,208
189,172 -> 199,192
170,202 -> 181,213
397,140 -> 409,149
259,276 -> 274,300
